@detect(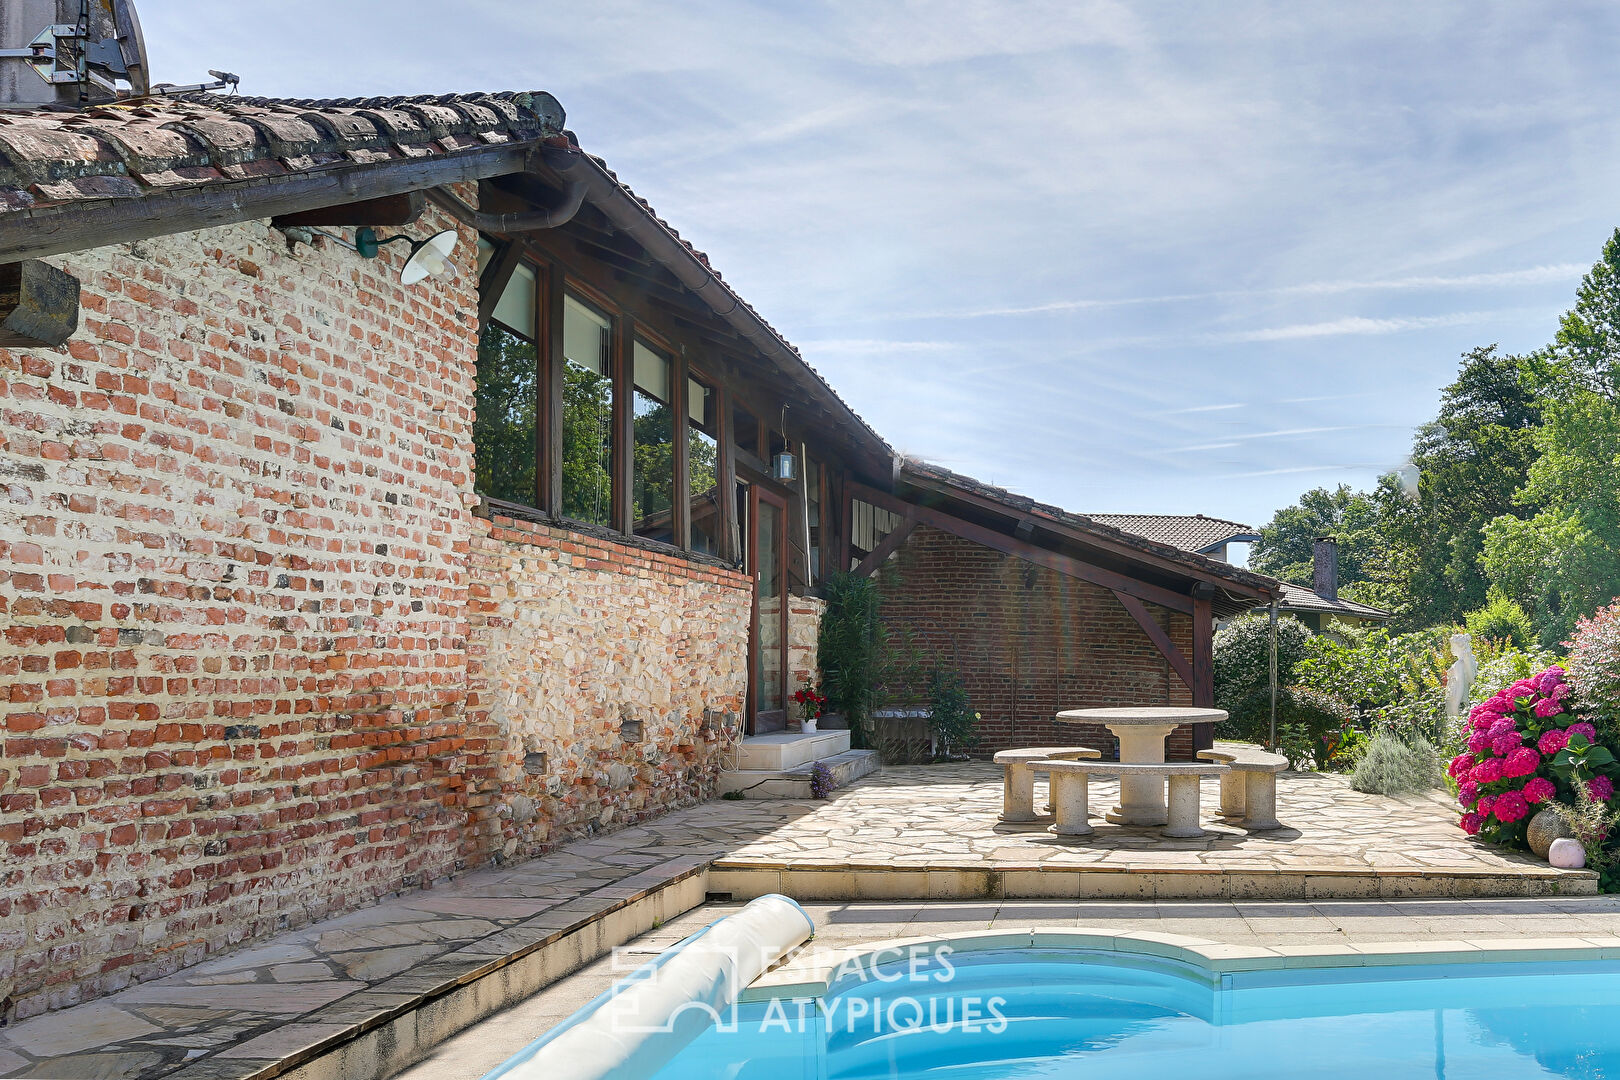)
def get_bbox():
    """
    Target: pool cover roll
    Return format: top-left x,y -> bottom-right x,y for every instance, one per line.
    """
484,893 -> 815,1080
